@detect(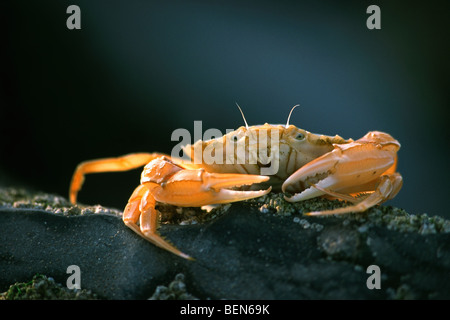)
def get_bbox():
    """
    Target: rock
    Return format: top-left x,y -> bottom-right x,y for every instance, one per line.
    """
149,273 -> 198,300
0,207 -> 178,299
0,274 -> 98,300
1,187 -> 449,299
